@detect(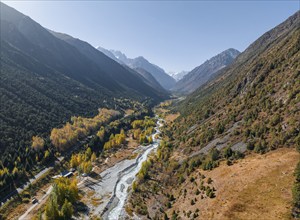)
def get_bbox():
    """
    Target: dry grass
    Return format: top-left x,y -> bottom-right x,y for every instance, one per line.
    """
5,182 -> 52,220
156,107 -> 170,114
168,148 -> 299,220
87,190 -> 96,197
91,197 -> 103,207
165,113 -> 180,123
127,136 -> 139,149
128,152 -> 139,160
125,109 -> 134,115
